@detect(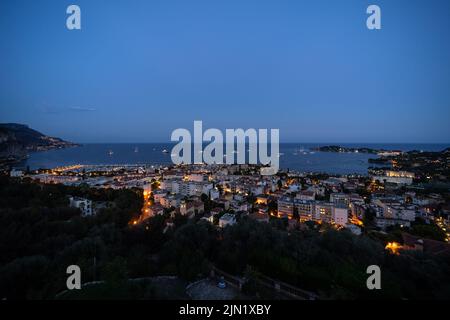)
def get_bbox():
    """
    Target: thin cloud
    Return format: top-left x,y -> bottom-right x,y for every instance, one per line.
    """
42,107 -> 60,114
68,107 -> 97,112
